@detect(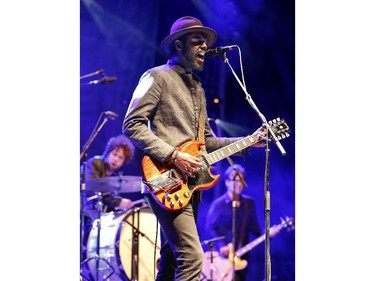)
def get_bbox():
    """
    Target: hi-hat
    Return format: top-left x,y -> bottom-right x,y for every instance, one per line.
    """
86,175 -> 142,193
